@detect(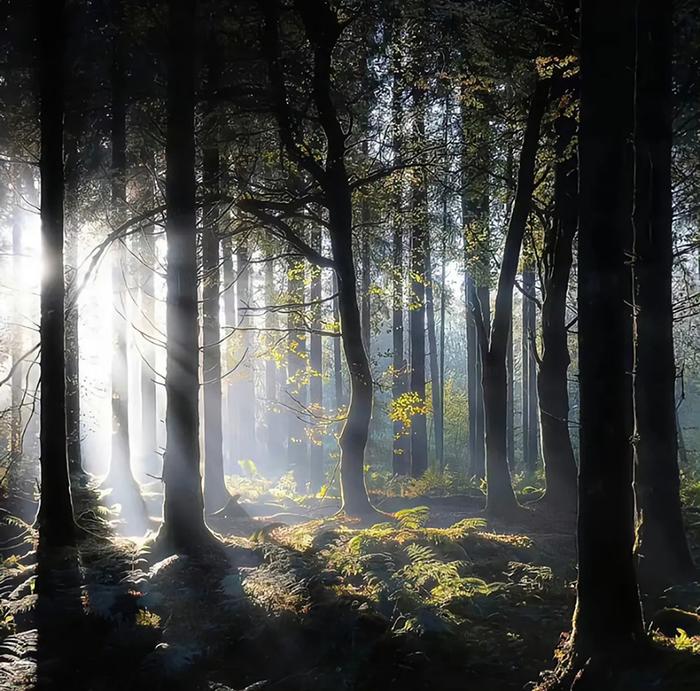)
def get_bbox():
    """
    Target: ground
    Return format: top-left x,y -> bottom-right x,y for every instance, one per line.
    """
1,472 -> 700,691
